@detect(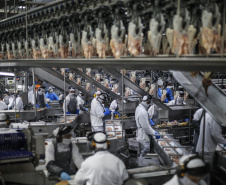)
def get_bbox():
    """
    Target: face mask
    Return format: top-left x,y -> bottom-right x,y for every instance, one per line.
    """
49,89 -> 53,93
141,102 -> 150,110
38,91 -> 43,95
177,97 -> 184,105
180,176 -> 199,185
62,138 -> 71,145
